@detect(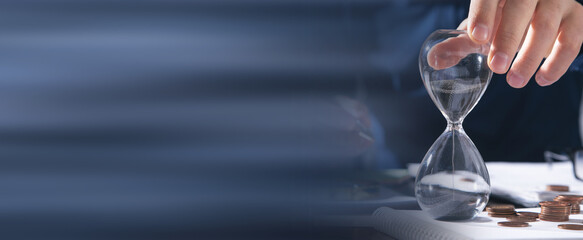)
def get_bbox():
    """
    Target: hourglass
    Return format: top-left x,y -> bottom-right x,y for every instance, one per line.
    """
416,29 -> 492,221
